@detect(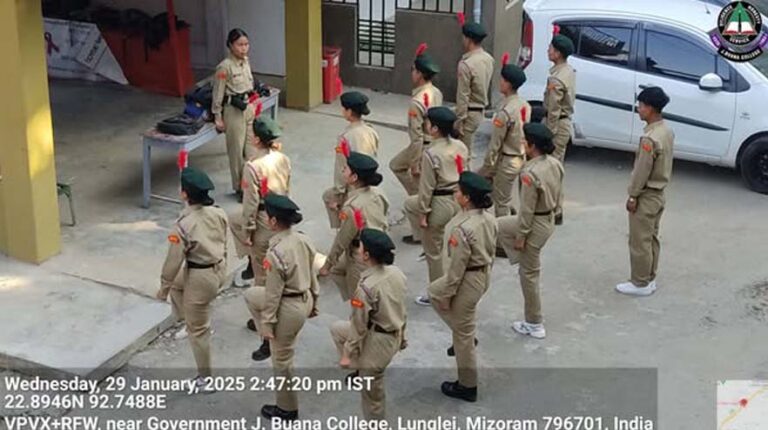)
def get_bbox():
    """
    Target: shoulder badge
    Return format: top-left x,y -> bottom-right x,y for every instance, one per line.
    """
448,235 -> 459,248
168,234 -> 181,244
642,142 -> 653,153
216,71 -> 227,81
338,210 -> 349,221
408,109 -> 419,118
521,174 -> 533,186
351,298 -> 365,309
493,117 -> 506,128
262,257 -> 271,272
